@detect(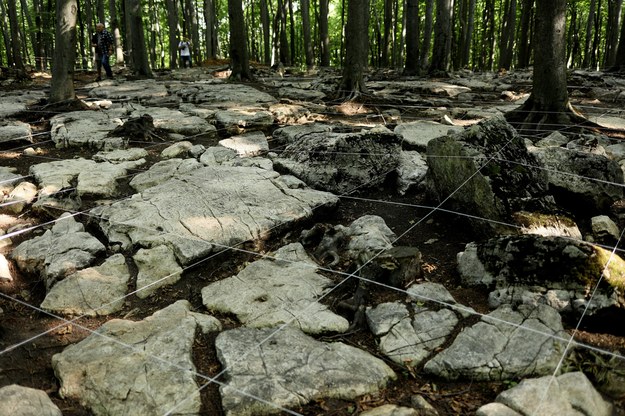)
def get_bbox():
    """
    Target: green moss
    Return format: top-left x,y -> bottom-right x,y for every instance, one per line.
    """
594,246 -> 625,291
